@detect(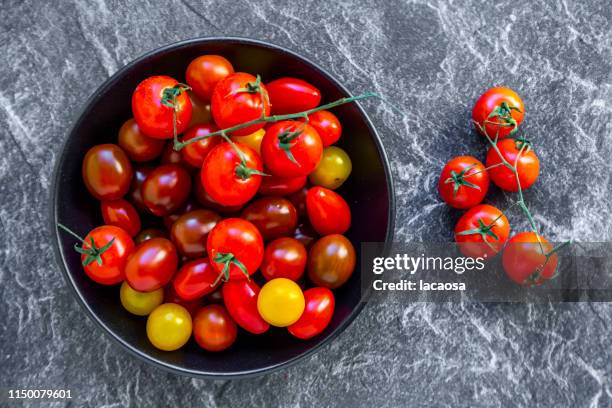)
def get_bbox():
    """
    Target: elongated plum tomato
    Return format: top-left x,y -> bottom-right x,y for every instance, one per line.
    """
309,146 -> 352,190
222,280 -> 269,334
261,237 -> 307,281
173,258 -> 221,300
100,199 -> 141,237
80,225 -> 134,285
308,234 -> 355,289
82,144 -> 133,201
125,237 -> 178,292
193,304 -> 237,352
306,186 -> 351,236
211,72 -> 270,136
300,110 -> 342,147
266,77 -> 321,115
240,197 -> 298,241
186,55 -> 234,102
117,118 -> 165,162
288,287 -> 335,339
207,218 -> 264,282
257,278 -> 305,327
261,121 -> 323,177
180,123 -> 221,168
142,164 -> 192,216
472,87 -> 524,140
454,204 -> 510,259
258,174 -> 307,196
131,75 -> 192,139
120,281 -> 163,316
201,142 -> 263,207
502,232 -> 558,286
171,209 -> 221,258
438,156 -> 489,209
486,139 -> 539,192
146,303 -> 192,351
